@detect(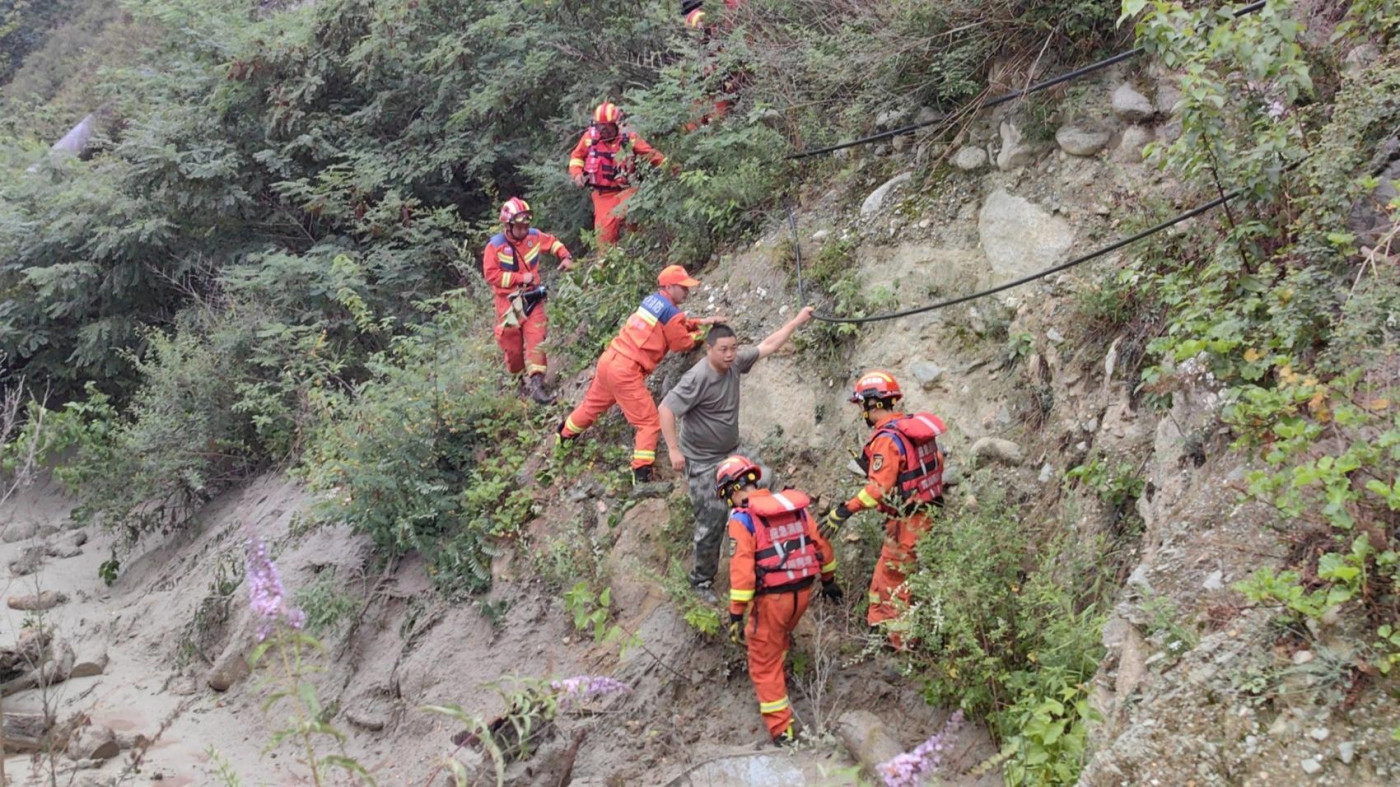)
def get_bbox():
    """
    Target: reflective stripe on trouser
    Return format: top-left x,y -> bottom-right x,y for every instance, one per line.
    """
591,187 -> 637,248
867,512 -> 932,650
746,587 -> 811,739
493,303 -> 548,376
687,450 -> 771,587
560,349 -> 660,470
